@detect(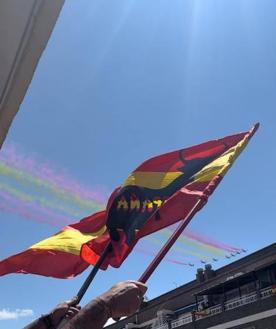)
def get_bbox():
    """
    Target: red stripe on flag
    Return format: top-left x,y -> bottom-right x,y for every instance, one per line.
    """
0,249 -> 89,279
134,132 -> 246,172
